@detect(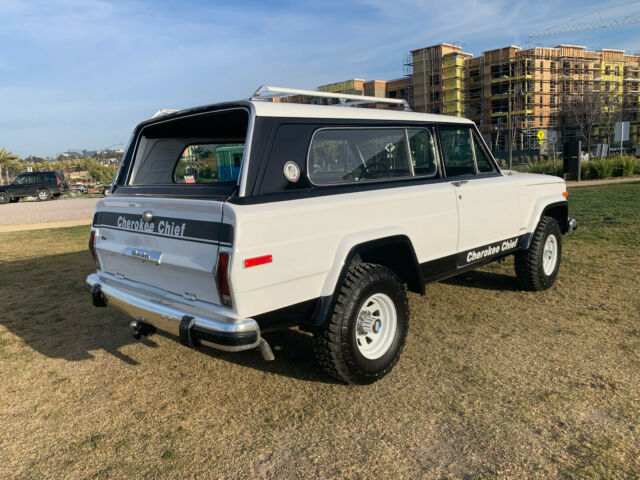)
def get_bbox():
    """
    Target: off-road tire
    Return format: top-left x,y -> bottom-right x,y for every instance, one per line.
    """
36,189 -> 51,201
0,192 -> 9,205
313,262 -> 409,384
515,216 -> 562,291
